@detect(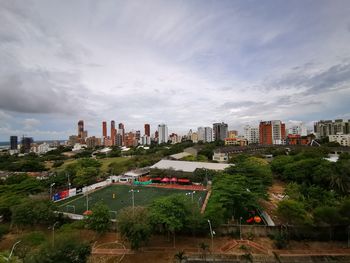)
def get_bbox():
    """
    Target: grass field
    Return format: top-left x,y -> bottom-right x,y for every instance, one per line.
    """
57,184 -> 207,215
